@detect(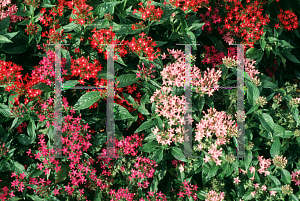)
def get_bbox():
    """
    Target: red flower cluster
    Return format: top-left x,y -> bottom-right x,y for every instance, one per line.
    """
276,9 -> 299,31
70,0 -> 95,25
222,0 -> 270,48
25,22 -> 39,35
70,56 -> 103,85
133,1 -> 164,22
202,45 -> 225,68
124,32 -> 161,61
88,26 -> 128,61
131,21 -> 146,30
164,0 -> 210,12
199,7 -> 223,34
